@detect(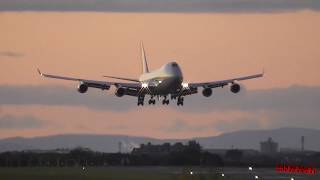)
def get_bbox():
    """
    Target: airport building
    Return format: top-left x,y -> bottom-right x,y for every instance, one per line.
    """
132,140 -> 200,155
260,137 -> 279,154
